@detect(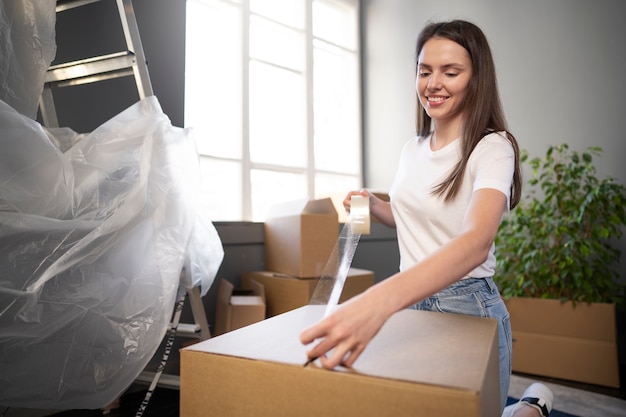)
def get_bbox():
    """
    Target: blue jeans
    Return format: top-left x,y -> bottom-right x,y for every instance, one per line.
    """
411,277 -> 512,413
